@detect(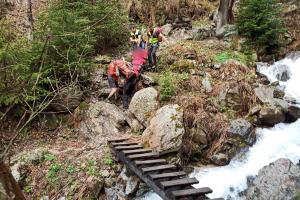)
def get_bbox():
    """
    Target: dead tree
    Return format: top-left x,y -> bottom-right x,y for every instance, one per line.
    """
216,0 -> 235,35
